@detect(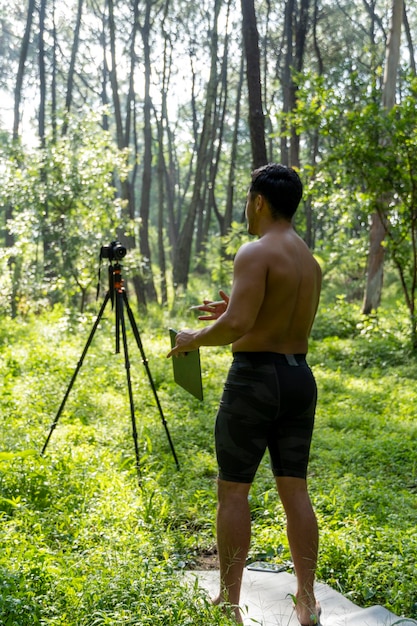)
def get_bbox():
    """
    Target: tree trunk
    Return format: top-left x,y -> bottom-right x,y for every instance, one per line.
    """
13,0 -> 36,143
107,0 -> 124,150
156,117 -> 168,306
51,1 -> 57,142
362,211 -> 386,313
62,0 -> 84,136
156,24 -> 177,252
304,0 -> 322,248
240,0 -> 267,168
403,2 -> 416,75
172,0 -> 221,289
39,0 -> 59,295
312,0 -> 323,75
222,53 -> 244,236
281,0 -> 310,167
280,0 -> 294,165
138,0 -> 158,303
290,0 -> 310,167
100,9 -> 110,132
362,0 -> 404,313
38,0 -> 47,149
8,0 -> 36,316
197,16 -> 230,260
382,0 -> 403,110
